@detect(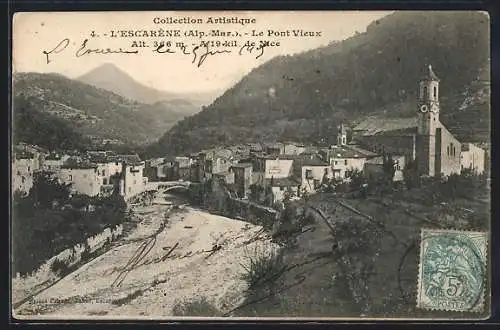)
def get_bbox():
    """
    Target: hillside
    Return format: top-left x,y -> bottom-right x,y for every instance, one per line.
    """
12,94 -> 91,151
77,63 -> 219,110
149,11 -> 490,156
13,72 -> 190,146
